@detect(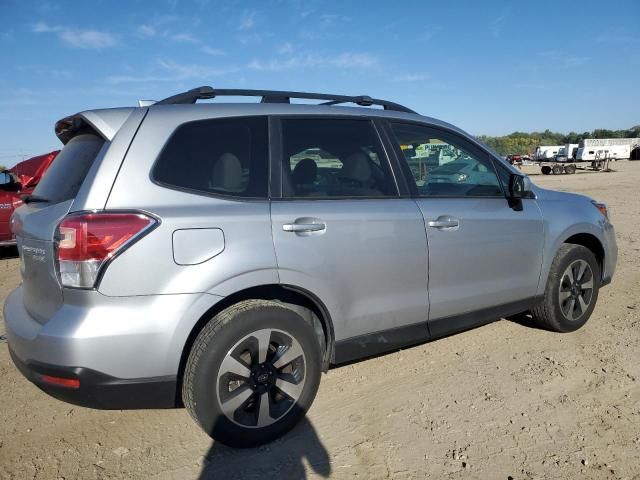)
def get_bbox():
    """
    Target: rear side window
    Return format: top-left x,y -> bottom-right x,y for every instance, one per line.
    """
281,118 -> 397,198
153,116 -> 269,198
33,133 -> 105,204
